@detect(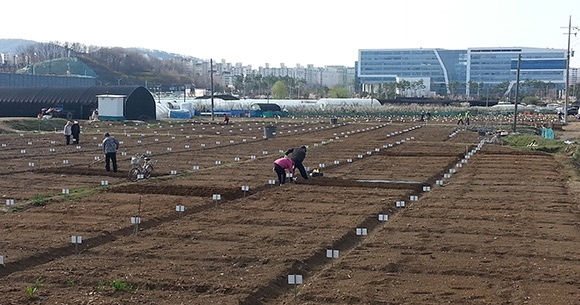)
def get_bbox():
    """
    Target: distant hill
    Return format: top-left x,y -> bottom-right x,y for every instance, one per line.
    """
0,39 -> 205,88
125,47 -> 199,61
0,39 -> 39,53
